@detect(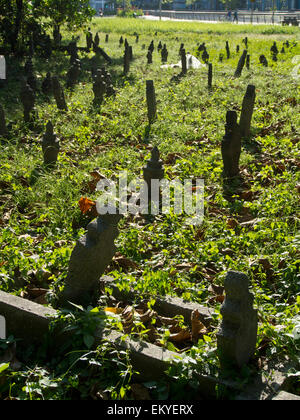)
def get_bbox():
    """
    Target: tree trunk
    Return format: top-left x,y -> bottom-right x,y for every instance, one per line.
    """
11,0 -> 23,53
